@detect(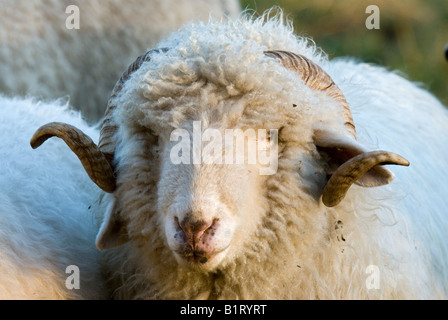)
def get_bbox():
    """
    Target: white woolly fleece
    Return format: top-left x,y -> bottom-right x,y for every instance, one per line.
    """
1,10 -> 447,300
0,96 -> 105,299
100,12 -> 448,299
327,58 -> 448,293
